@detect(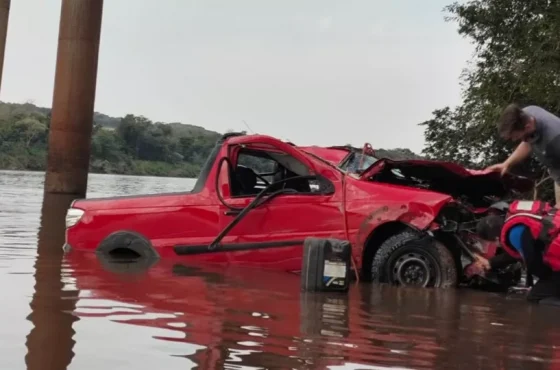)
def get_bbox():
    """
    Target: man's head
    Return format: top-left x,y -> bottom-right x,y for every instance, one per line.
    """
476,214 -> 505,241
497,103 -> 536,142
